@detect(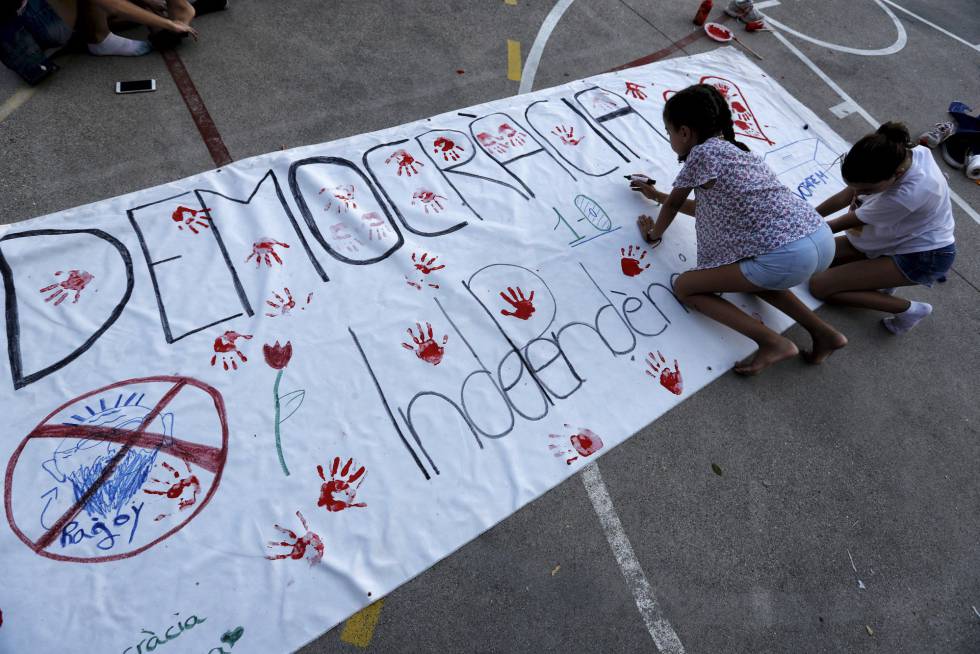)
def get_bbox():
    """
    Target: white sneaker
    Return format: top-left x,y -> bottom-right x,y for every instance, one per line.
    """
917,121 -> 956,148
724,0 -> 763,22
